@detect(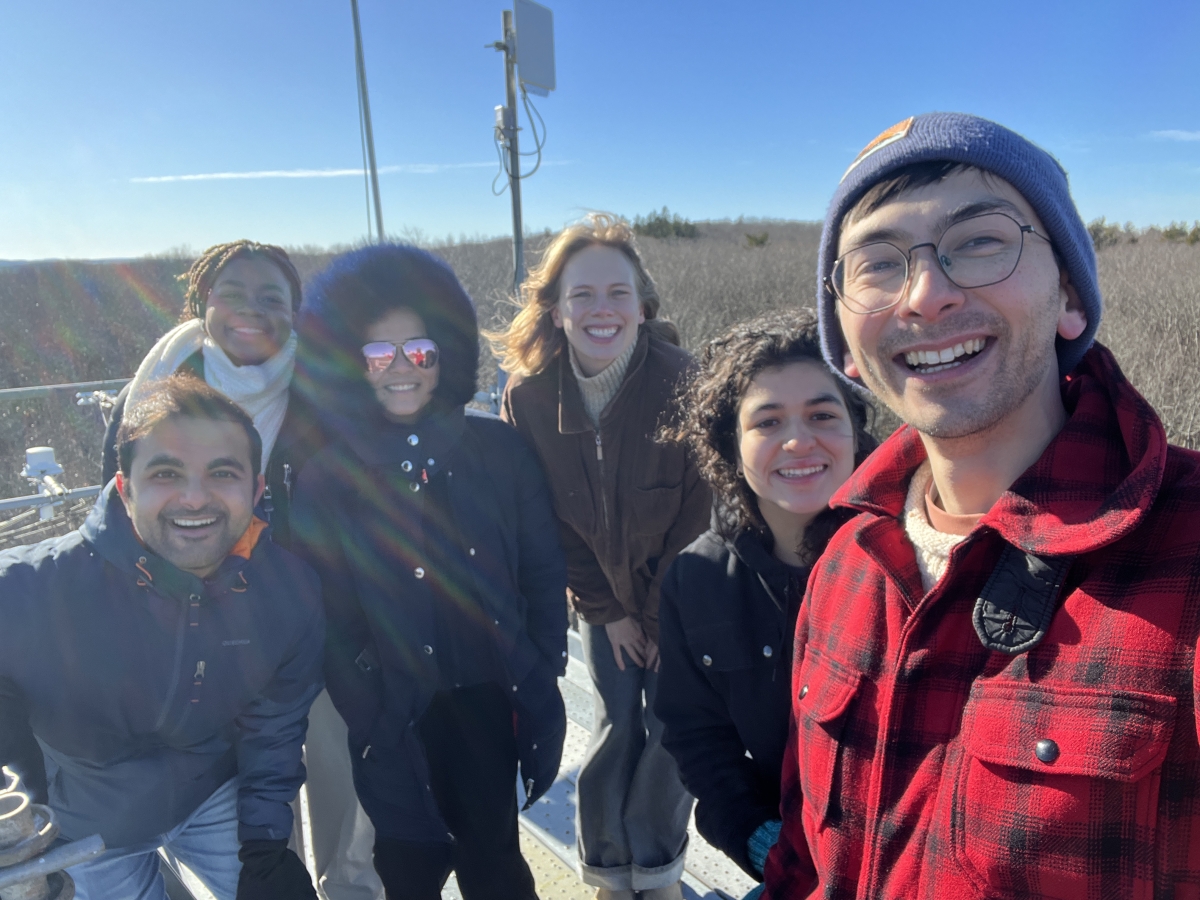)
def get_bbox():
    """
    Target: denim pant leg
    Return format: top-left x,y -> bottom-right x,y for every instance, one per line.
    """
576,621 -> 691,890
68,838 -> 167,900
161,777 -> 243,900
